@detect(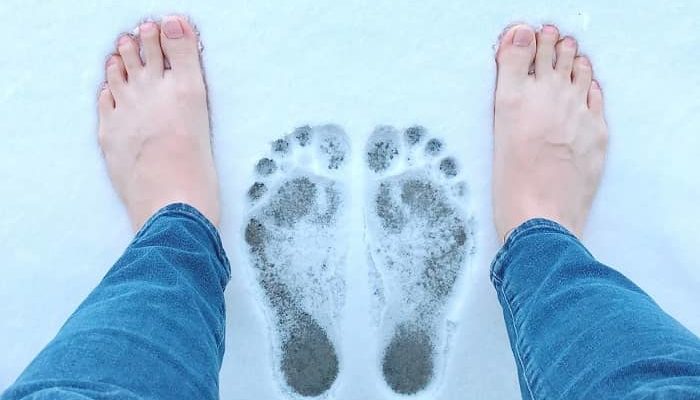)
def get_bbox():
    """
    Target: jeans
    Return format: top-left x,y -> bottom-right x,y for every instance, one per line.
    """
491,219 -> 700,399
2,207 -> 699,399
2,204 -> 230,399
